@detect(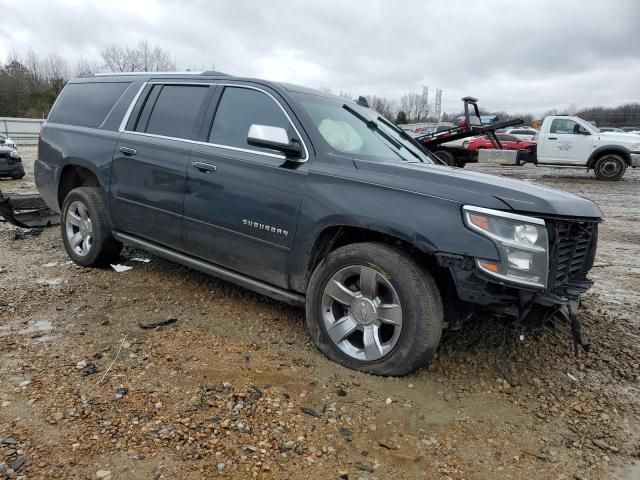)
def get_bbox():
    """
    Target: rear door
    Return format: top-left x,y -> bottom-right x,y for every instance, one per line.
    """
110,83 -> 212,249
183,85 -> 310,288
